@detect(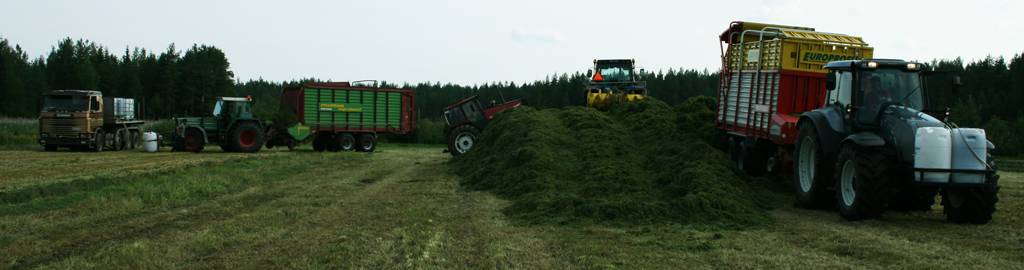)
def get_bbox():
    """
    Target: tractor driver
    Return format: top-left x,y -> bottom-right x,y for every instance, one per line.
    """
862,75 -> 891,109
